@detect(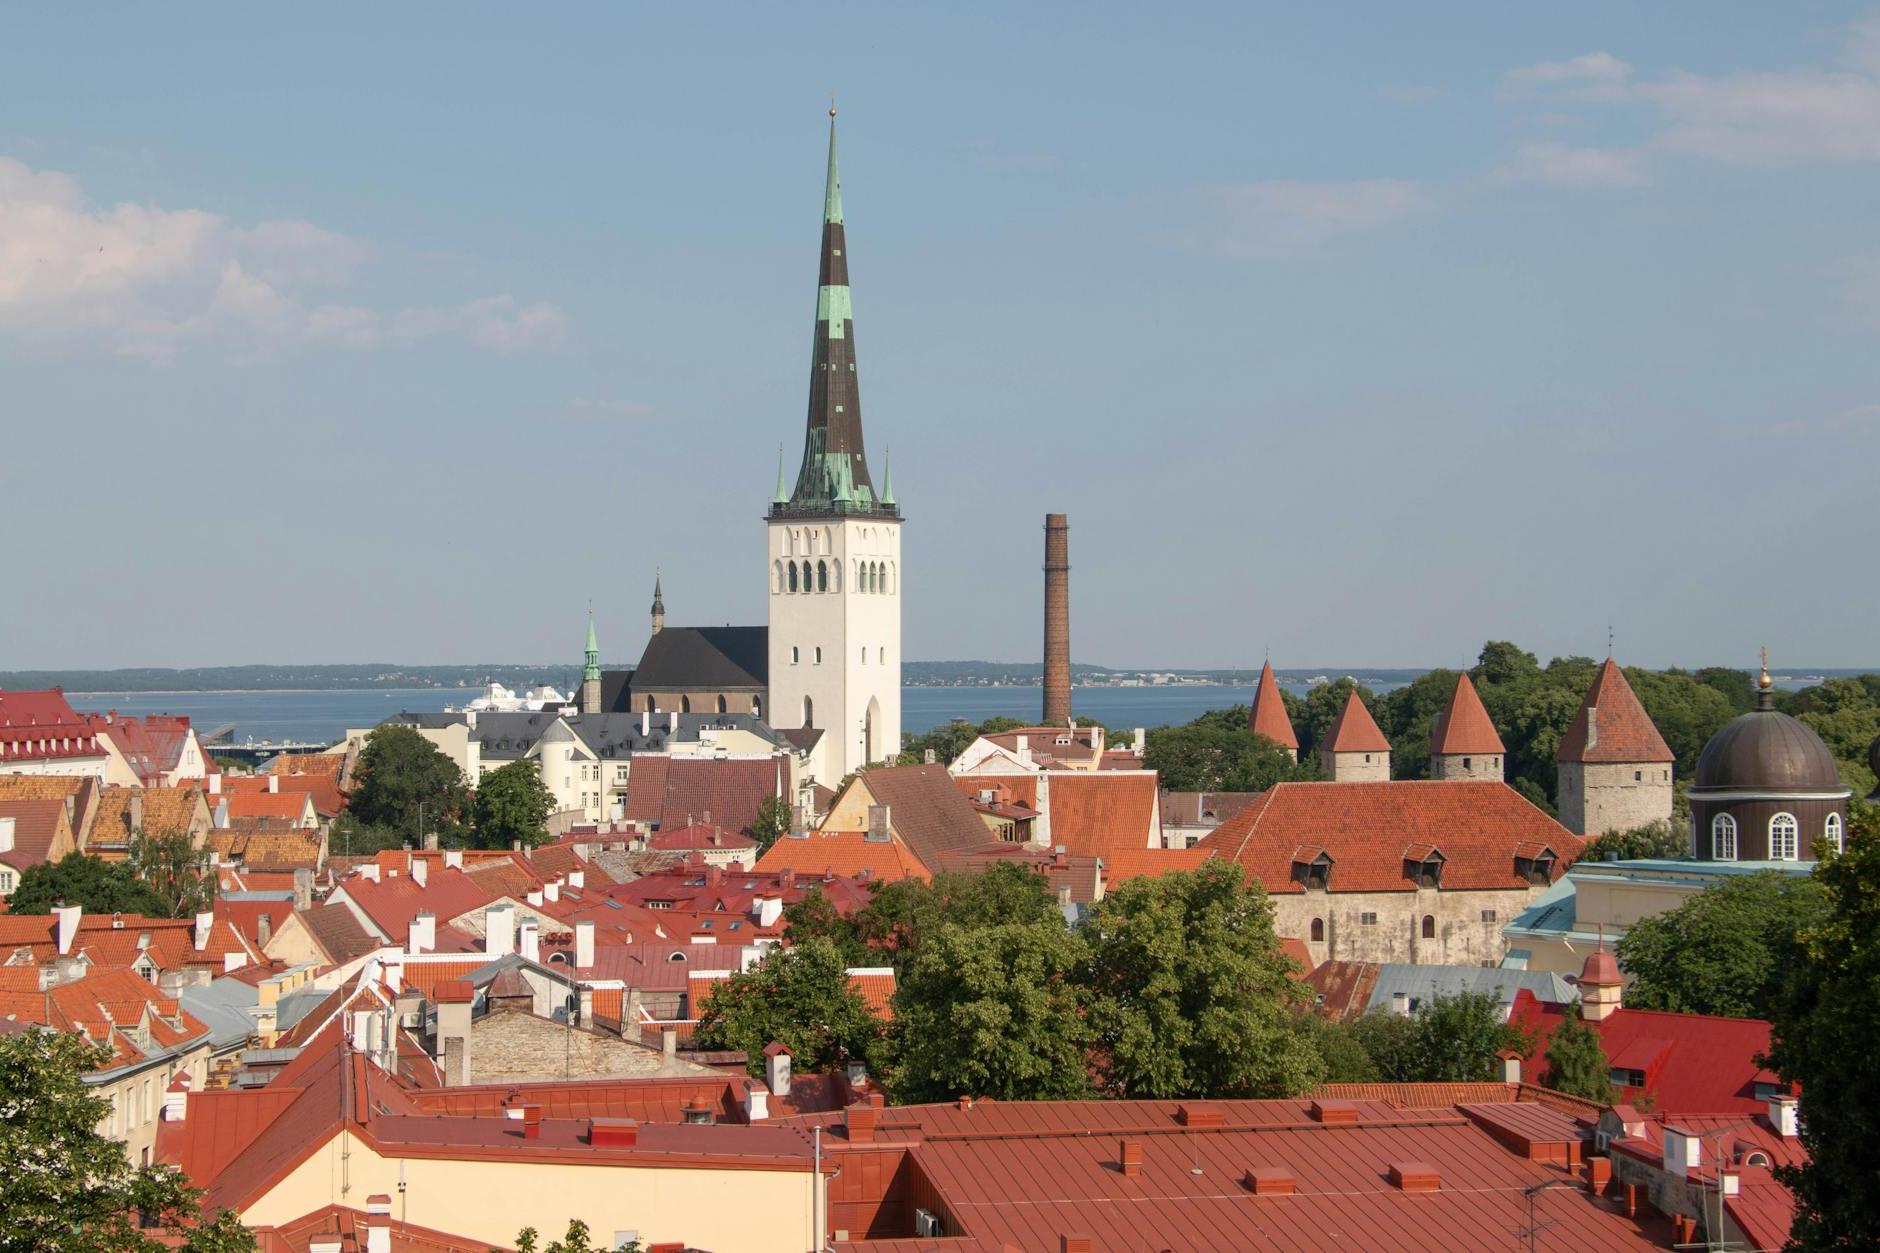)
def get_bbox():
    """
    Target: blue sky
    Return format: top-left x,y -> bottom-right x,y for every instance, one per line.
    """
3,5 -> 1877,671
